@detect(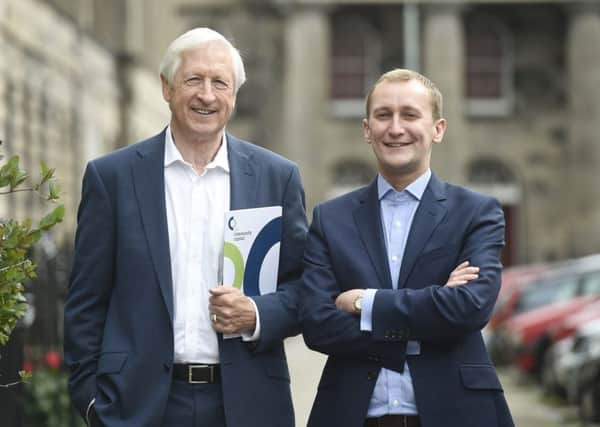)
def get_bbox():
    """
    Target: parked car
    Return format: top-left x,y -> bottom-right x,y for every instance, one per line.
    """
486,263 -> 554,363
551,318 -> 600,407
541,300 -> 600,395
496,257 -> 600,376
576,320 -> 600,423
490,263 -> 550,330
